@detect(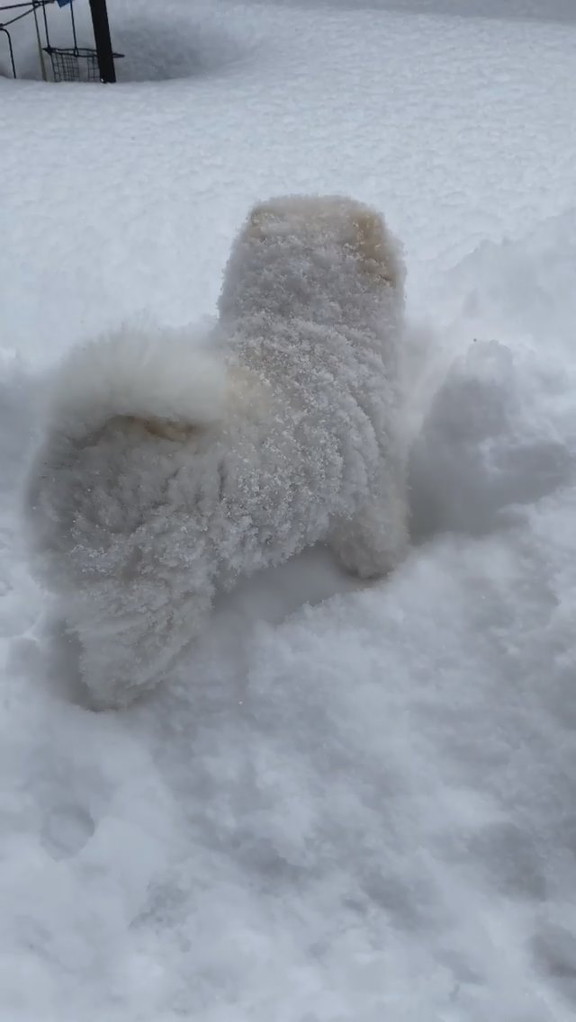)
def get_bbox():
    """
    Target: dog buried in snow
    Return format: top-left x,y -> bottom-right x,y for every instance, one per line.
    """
24,195 -> 409,709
